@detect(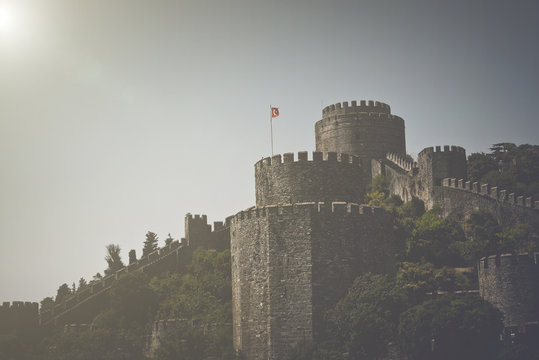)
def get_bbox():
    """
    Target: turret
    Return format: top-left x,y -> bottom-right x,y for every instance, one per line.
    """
255,151 -> 363,206
315,100 -> 406,161
417,145 -> 466,207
